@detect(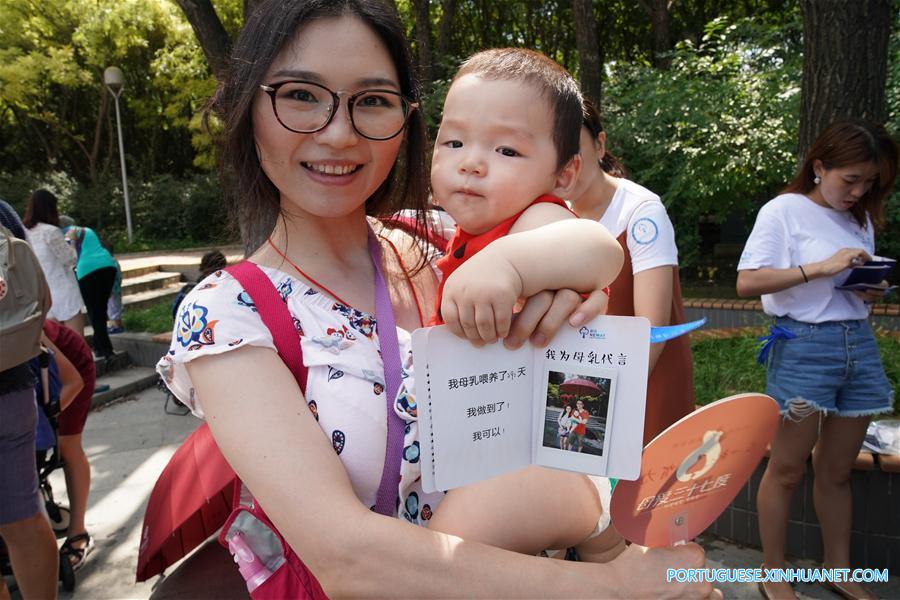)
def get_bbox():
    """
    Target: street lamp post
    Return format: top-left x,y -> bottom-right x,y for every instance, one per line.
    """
103,66 -> 134,244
